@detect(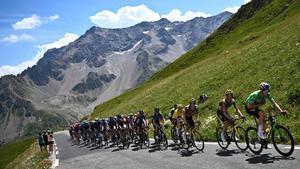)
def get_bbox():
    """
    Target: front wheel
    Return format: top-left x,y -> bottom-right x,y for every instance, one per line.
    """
234,126 -> 248,151
171,126 -> 179,145
246,127 -> 263,155
160,131 -> 168,150
192,130 -> 204,151
272,125 -> 294,156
